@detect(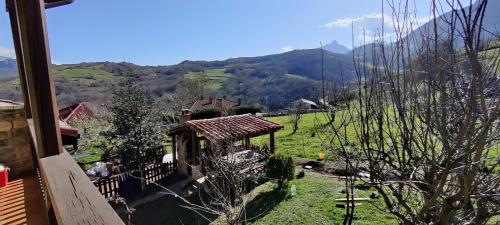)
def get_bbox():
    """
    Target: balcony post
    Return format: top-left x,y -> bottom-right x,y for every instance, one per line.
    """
11,0 -> 63,157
